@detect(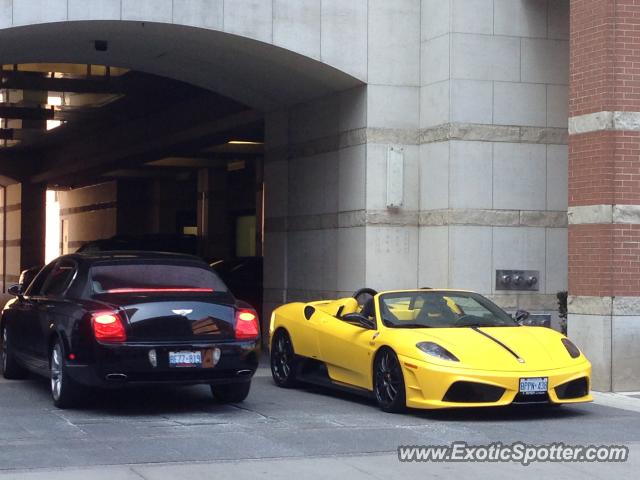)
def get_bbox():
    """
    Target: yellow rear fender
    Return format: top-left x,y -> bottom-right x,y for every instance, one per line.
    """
269,303 -> 304,347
